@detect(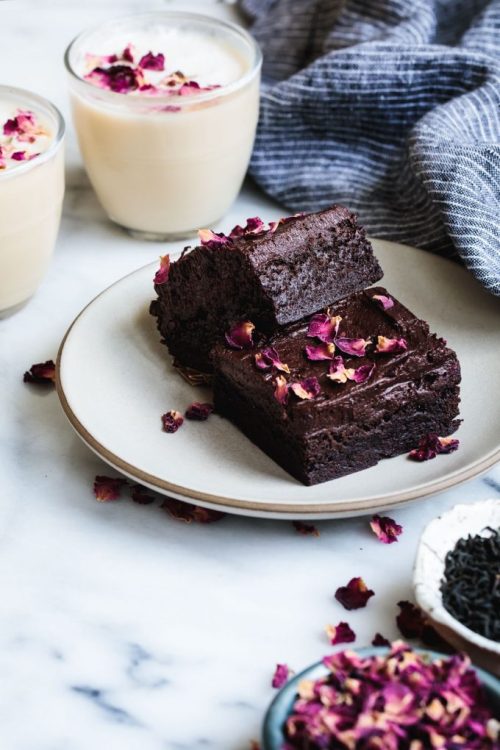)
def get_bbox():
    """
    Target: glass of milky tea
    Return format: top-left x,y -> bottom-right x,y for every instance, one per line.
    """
0,86 -> 65,315
64,12 -> 262,240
